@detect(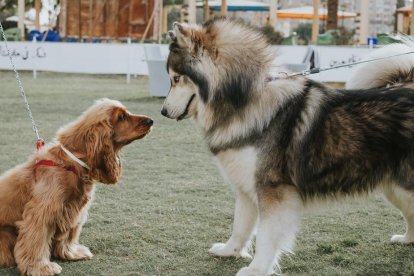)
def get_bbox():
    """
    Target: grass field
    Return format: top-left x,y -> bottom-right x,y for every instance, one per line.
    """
0,71 -> 413,276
